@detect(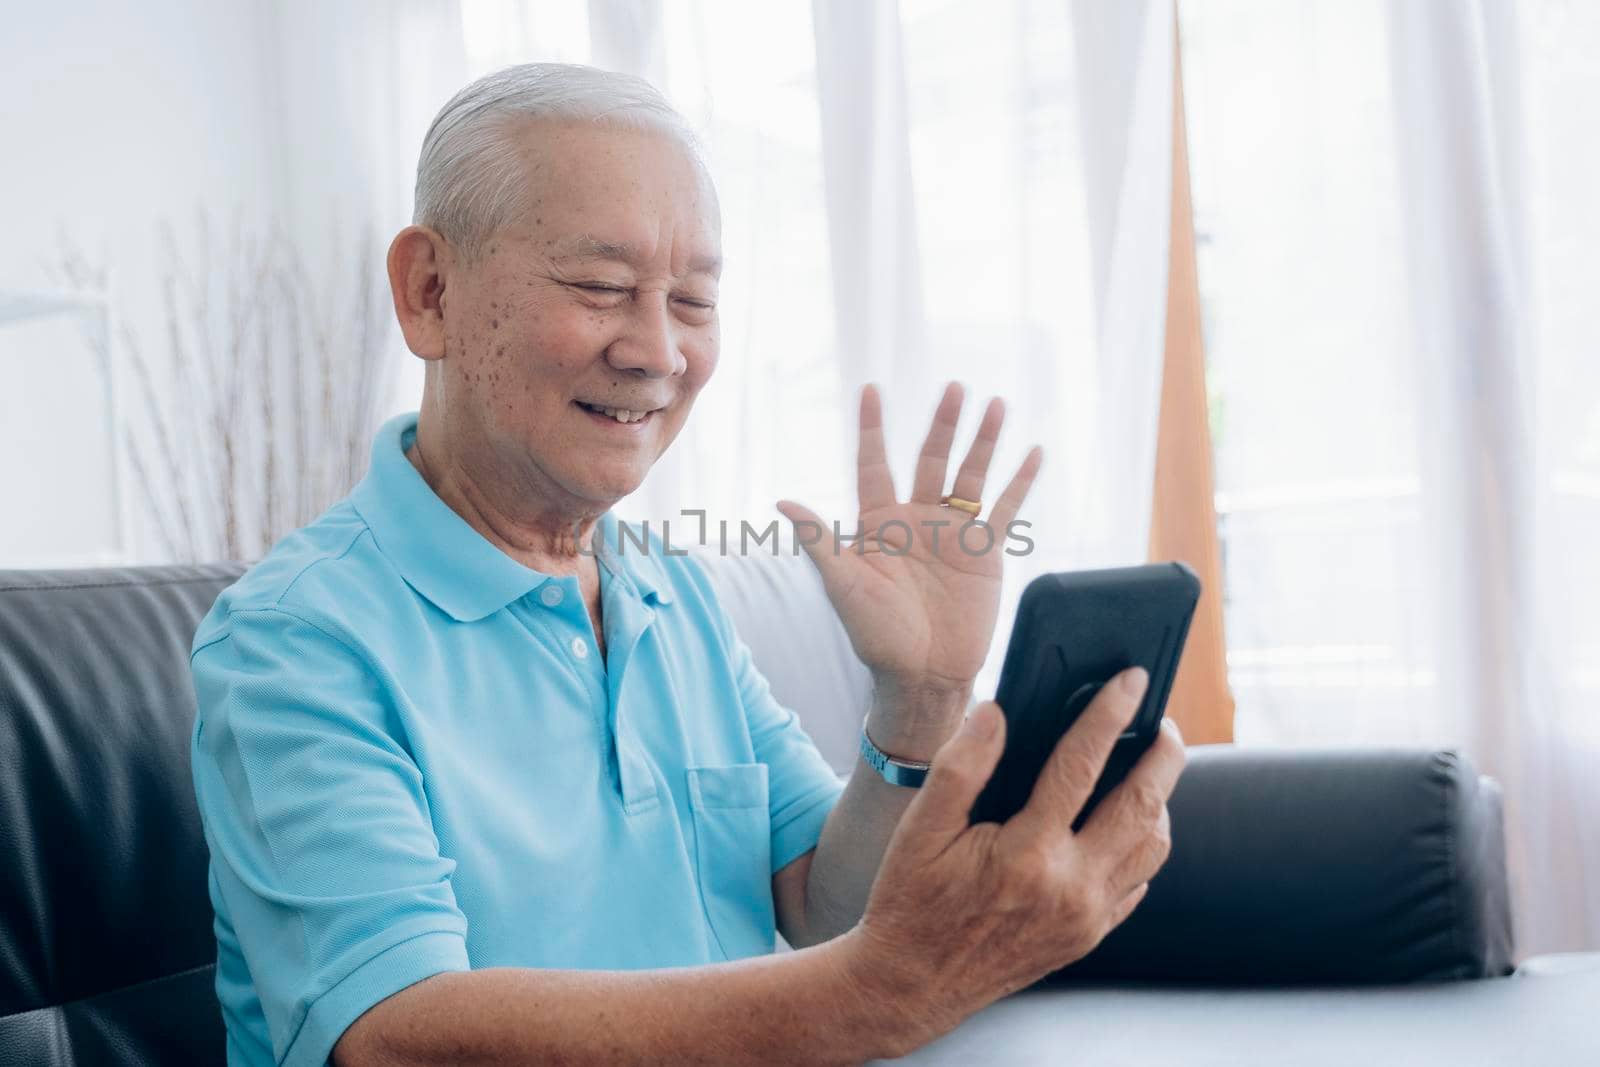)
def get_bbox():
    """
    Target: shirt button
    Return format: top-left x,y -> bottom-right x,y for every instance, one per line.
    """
570,636 -> 590,659
540,584 -> 564,607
